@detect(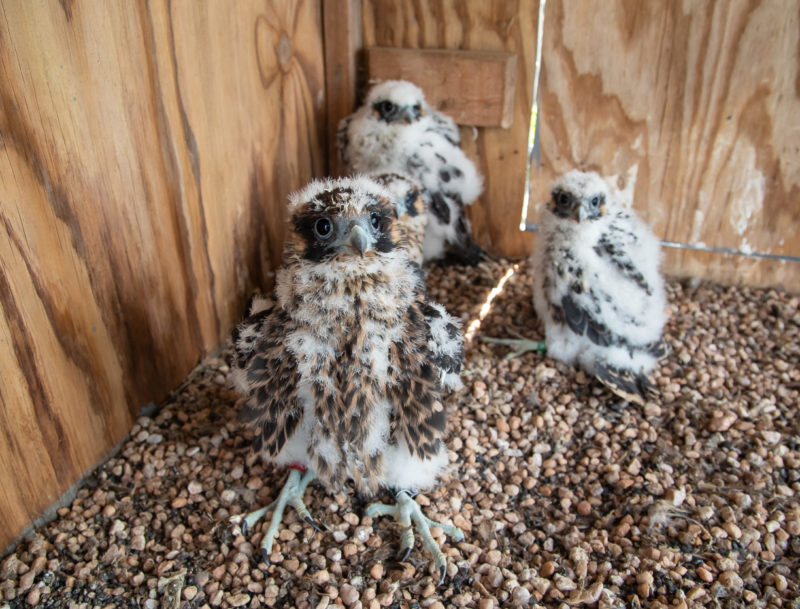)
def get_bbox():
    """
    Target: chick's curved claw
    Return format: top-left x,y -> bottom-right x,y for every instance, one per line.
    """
229,468 -> 318,563
366,490 -> 464,586
304,515 -> 324,533
397,543 -> 413,563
